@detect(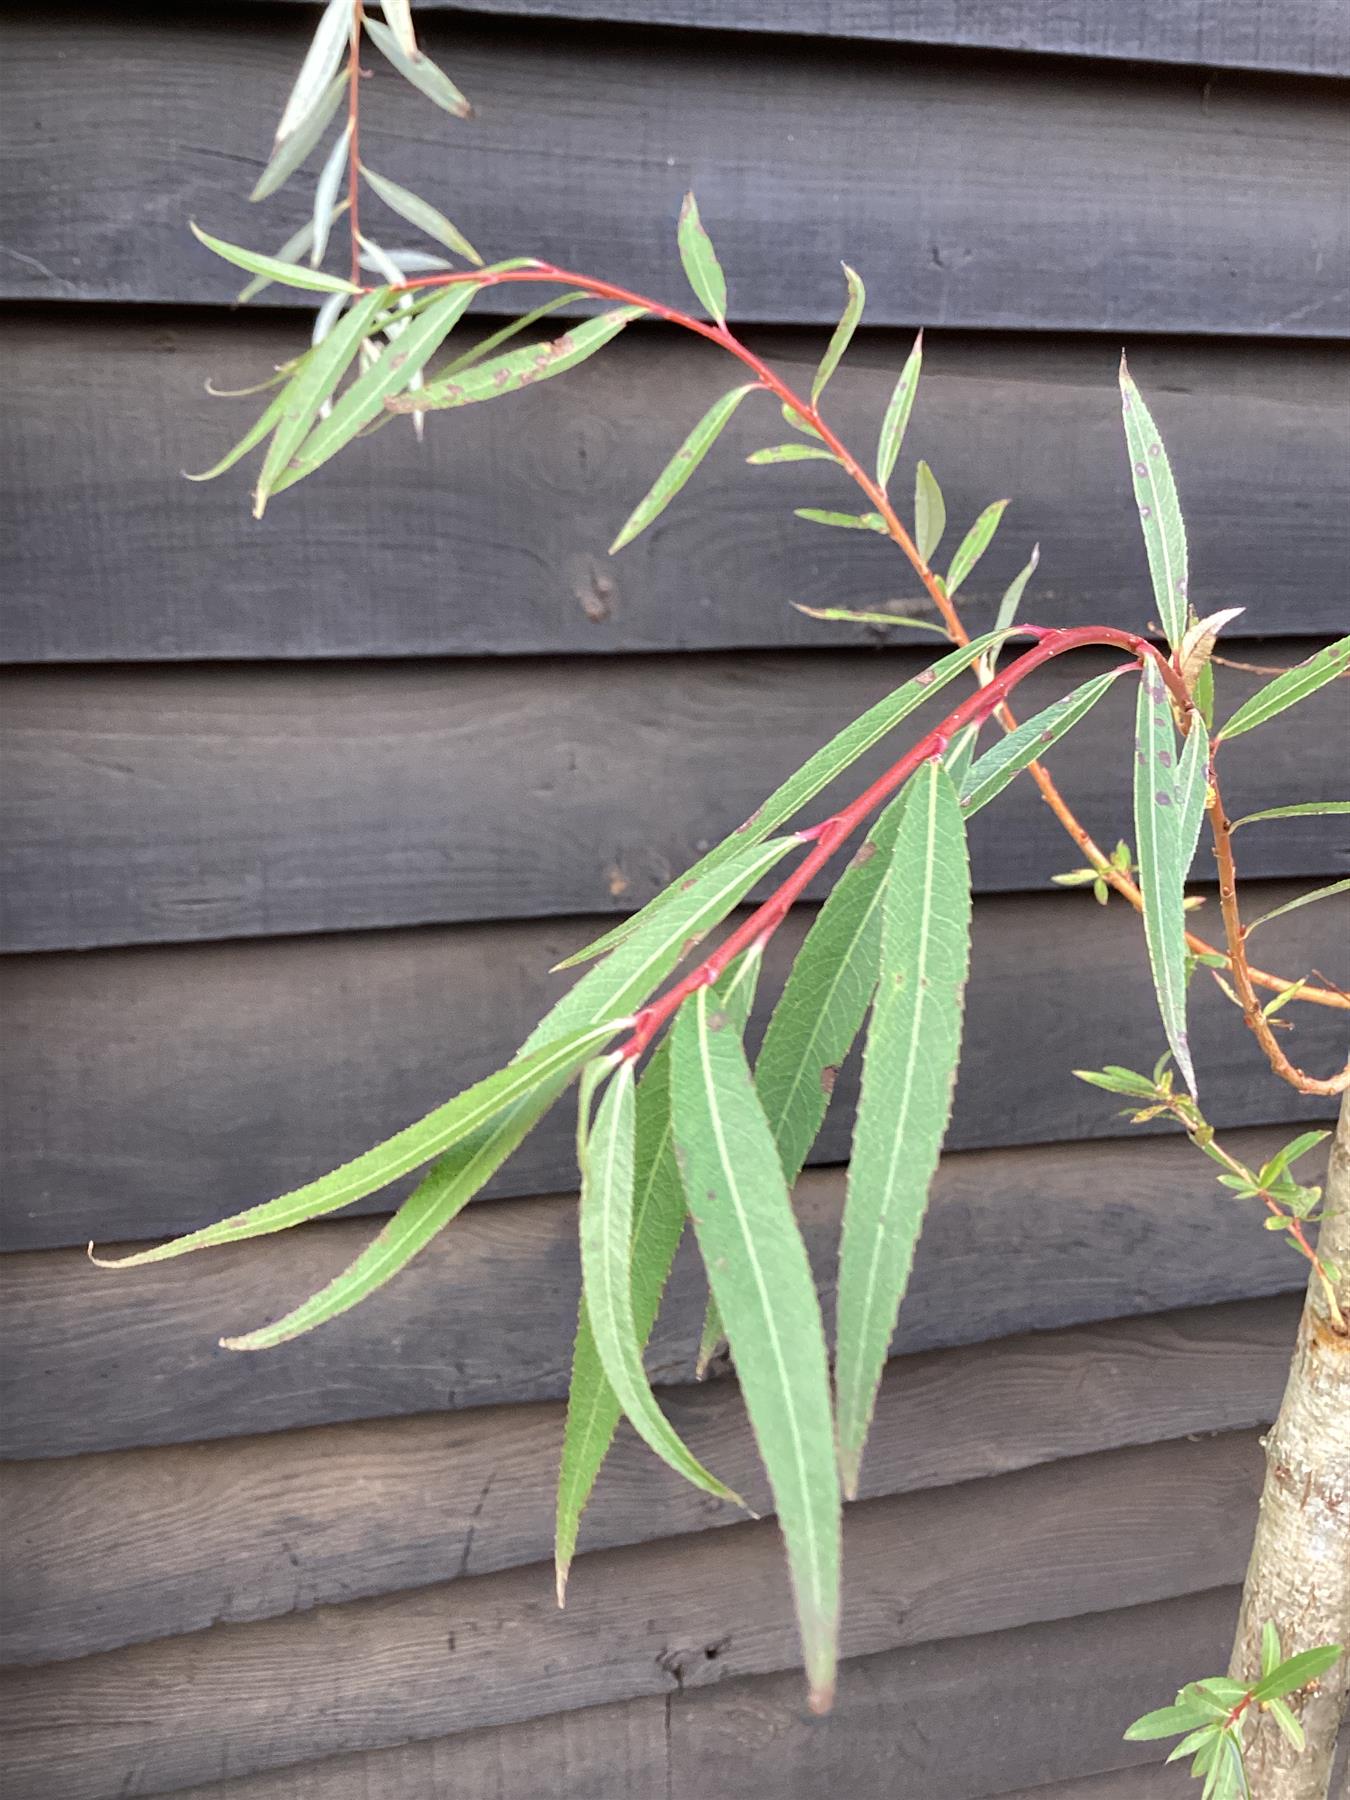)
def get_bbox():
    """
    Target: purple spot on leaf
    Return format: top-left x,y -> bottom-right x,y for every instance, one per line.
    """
1135,461 -> 1147,476
1157,749 -> 1173,766
1140,505 -> 1152,520
1156,791 -> 1173,806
